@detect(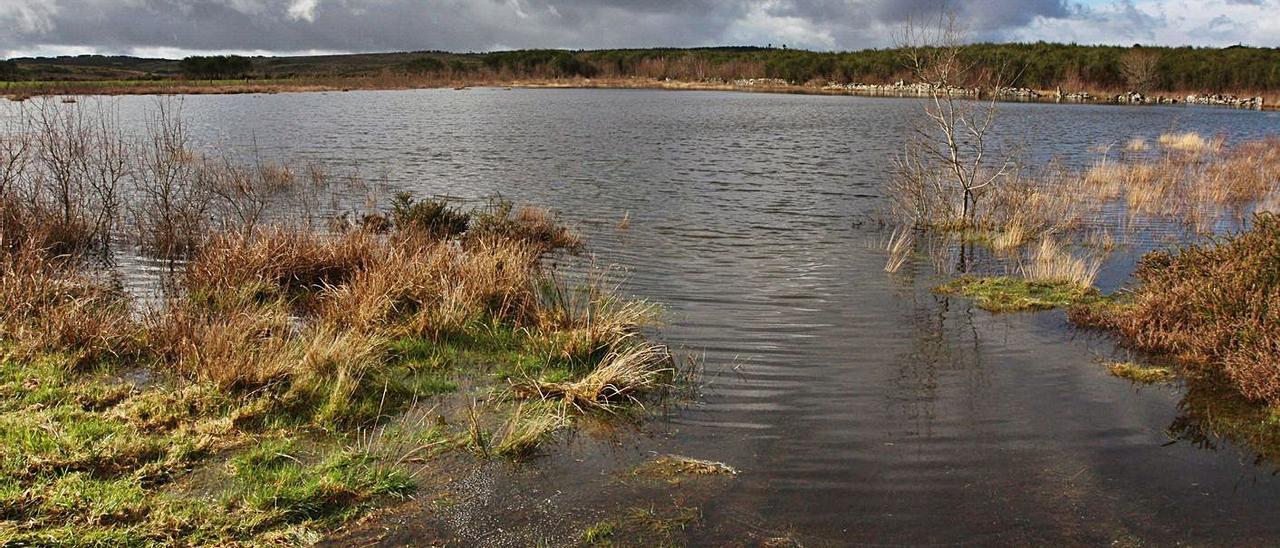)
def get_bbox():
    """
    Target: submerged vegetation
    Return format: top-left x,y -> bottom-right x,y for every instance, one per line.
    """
0,100 -> 676,543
